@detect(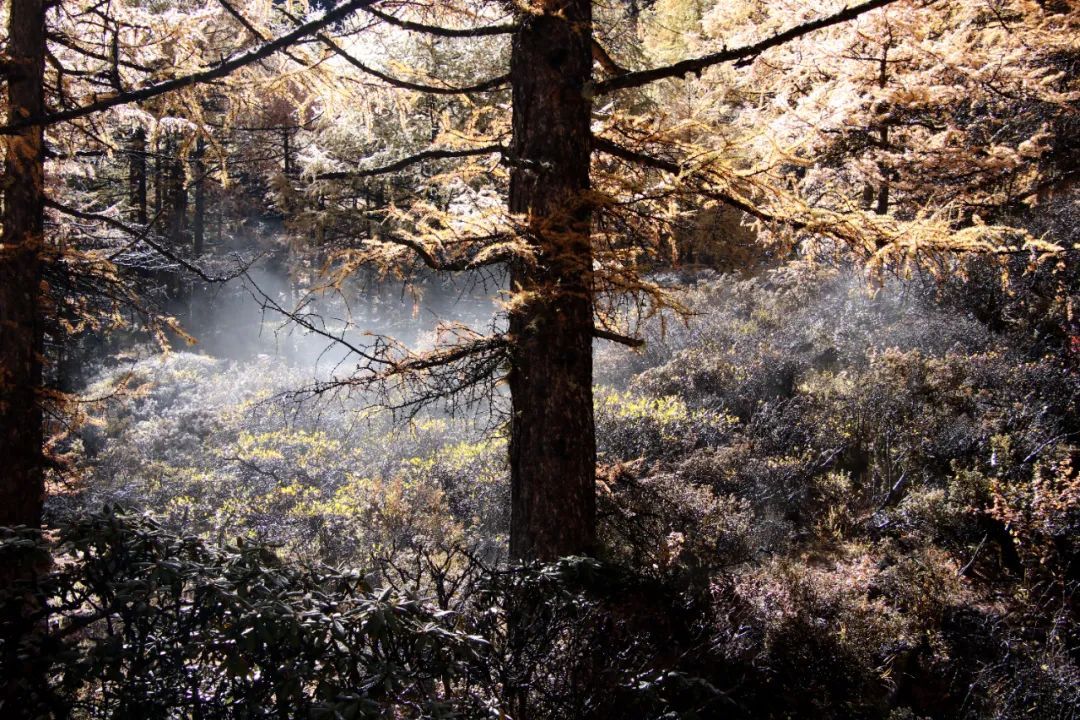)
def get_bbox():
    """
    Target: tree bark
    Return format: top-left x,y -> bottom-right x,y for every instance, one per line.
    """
128,126 -> 148,225
874,49 -> 891,216
282,127 -> 293,179
192,138 -> 206,257
162,137 -> 188,305
154,136 -> 164,218
167,141 -> 188,248
507,0 -> 596,561
0,0 -> 47,529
